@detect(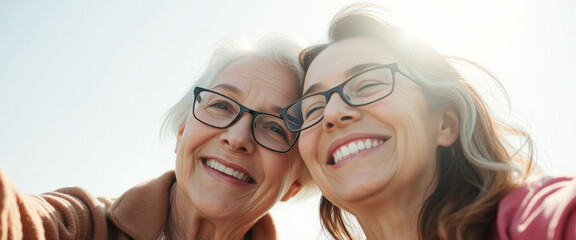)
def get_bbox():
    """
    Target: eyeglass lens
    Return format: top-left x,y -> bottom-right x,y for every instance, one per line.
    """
284,66 -> 395,131
193,90 -> 297,152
